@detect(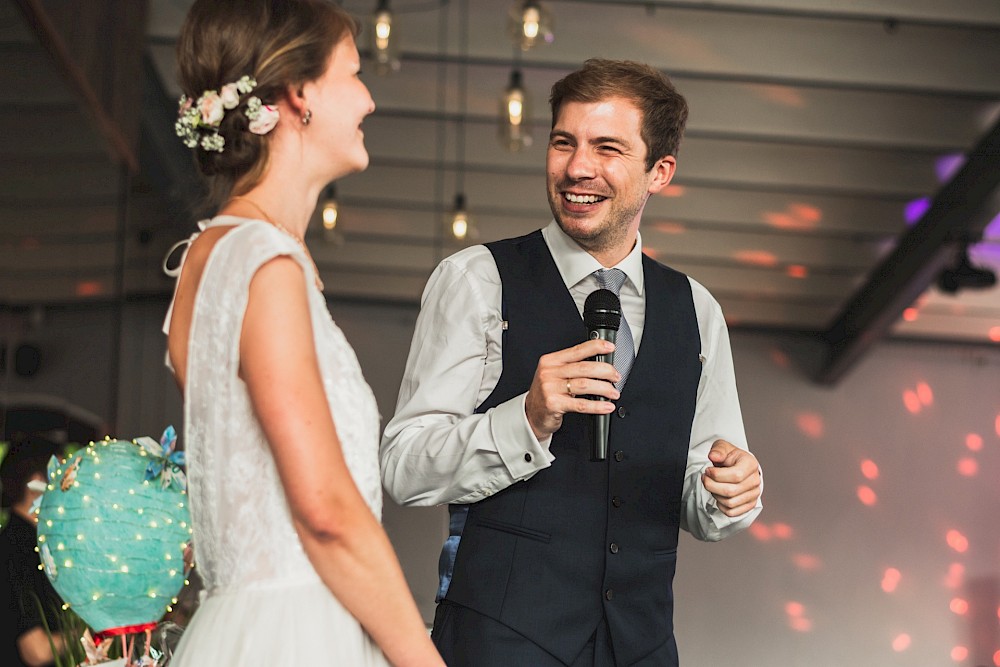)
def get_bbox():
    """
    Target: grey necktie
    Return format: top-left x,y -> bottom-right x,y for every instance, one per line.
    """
596,268 -> 635,390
